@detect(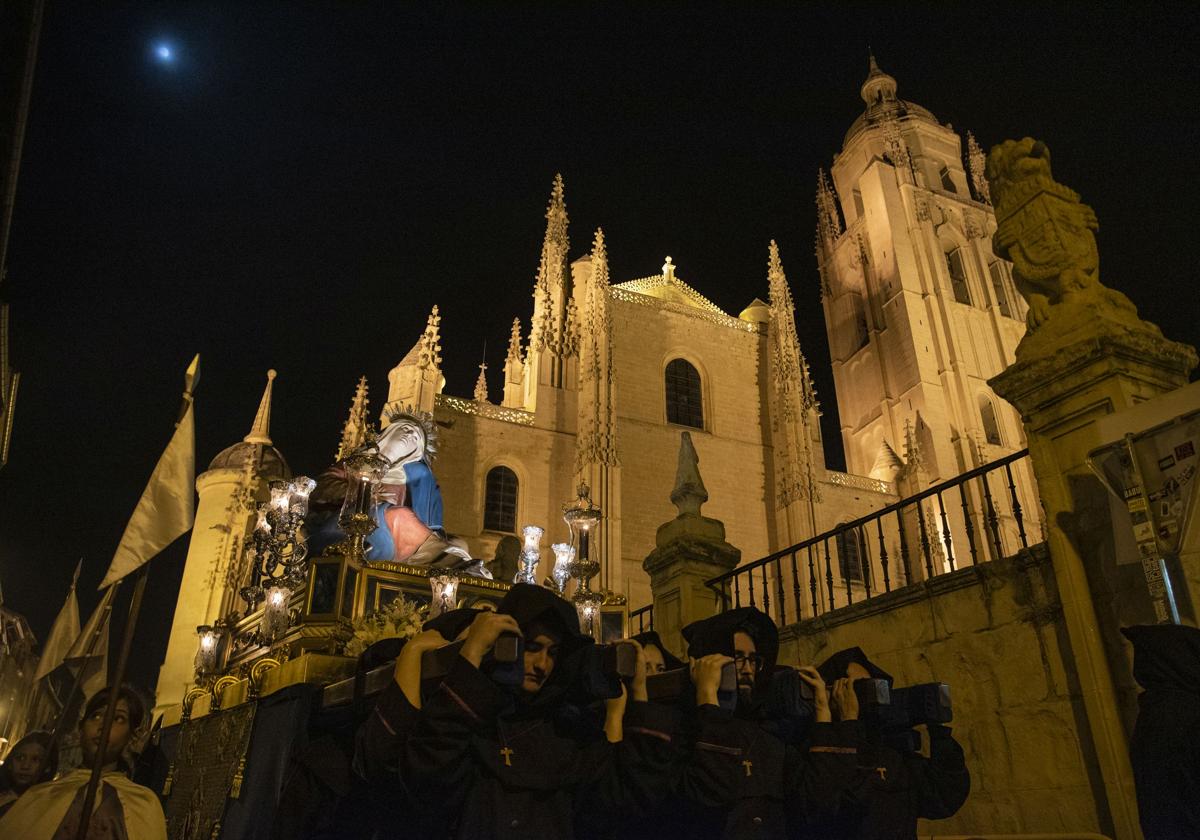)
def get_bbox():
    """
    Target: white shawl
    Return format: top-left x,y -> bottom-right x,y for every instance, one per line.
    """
0,768 -> 166,840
